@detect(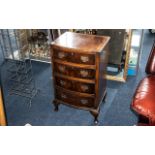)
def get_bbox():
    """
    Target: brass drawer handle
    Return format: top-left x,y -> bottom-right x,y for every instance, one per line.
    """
80,56 -> 89,63
81,85 -> 89,91
61,94 -> 67,99
60,80 -> 66,86
80,99 -> 88,105
58,65 -> 66,72
58,52 -> 65,59
80,70 -> 88,77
